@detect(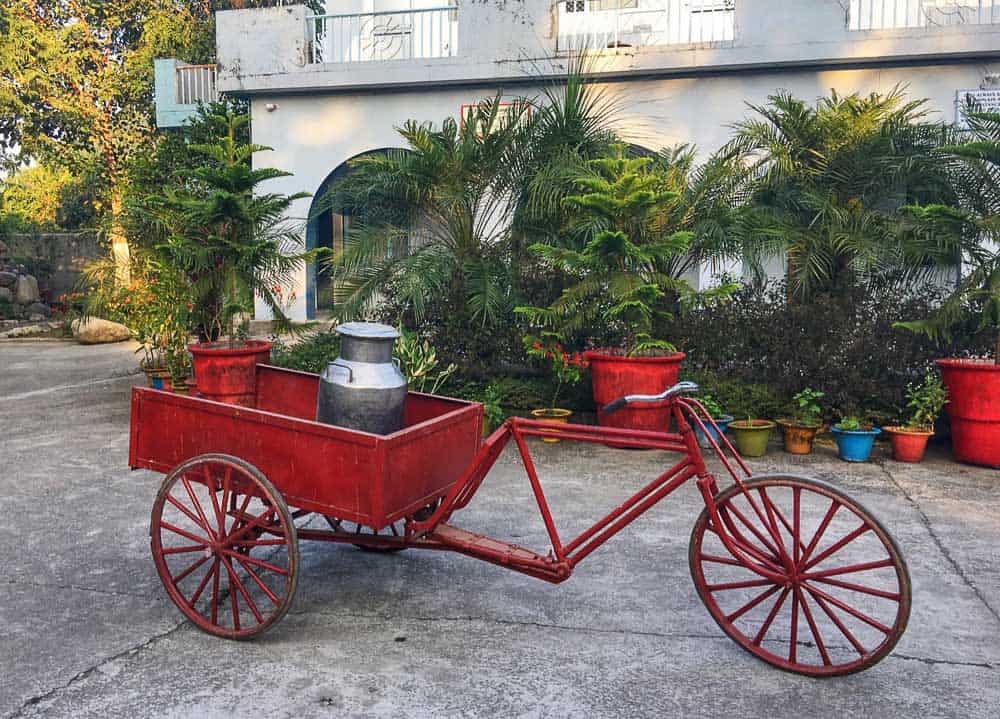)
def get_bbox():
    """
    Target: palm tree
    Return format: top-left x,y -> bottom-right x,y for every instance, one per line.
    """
724,88 -> 957,299
897,108 -> 1000,362
323,96 -> 528,327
